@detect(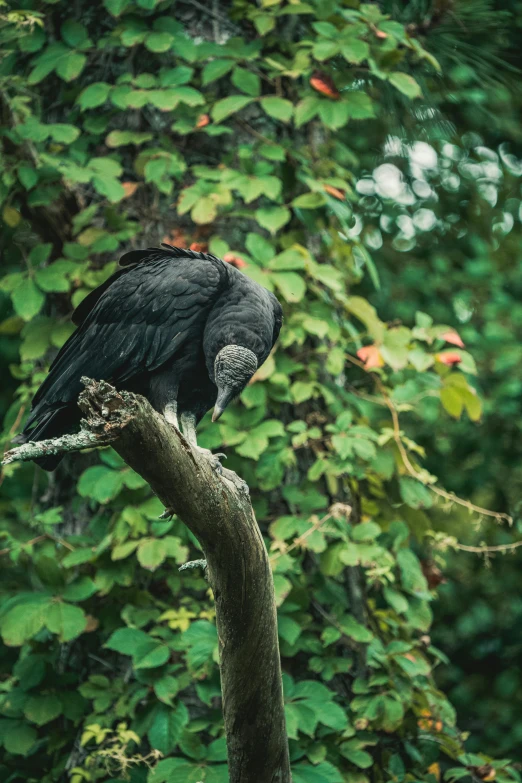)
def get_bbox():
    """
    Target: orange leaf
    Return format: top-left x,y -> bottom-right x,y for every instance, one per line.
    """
428,763 -> 441,782
189,241 -> 208,252
196,113 -> 210,128
436,351 -> 462,366
357,345 -> 384,369
162,228 -> 187,248
121,182 -> 138,198
310,71 -> 340,100
440,329 -> 464,348
324,184 -> 345,200
223,252 -> 247,269
84,615 -> 99,633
